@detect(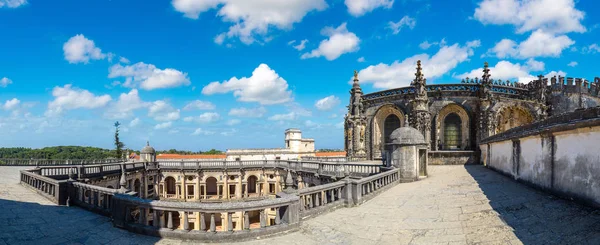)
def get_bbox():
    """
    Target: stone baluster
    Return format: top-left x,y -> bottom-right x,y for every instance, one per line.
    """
167,211 -> 173,229
93,191 -> 99,207
227,213 -> 233,232
260,210 -> 266,228
200,213 -> 206,231
244,212 -> 250,230
210,213 -> 216,232
275,208 -> 281,225
153,210 -> 160,227
139,208 -> 146,225
183,212 -> 189,230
